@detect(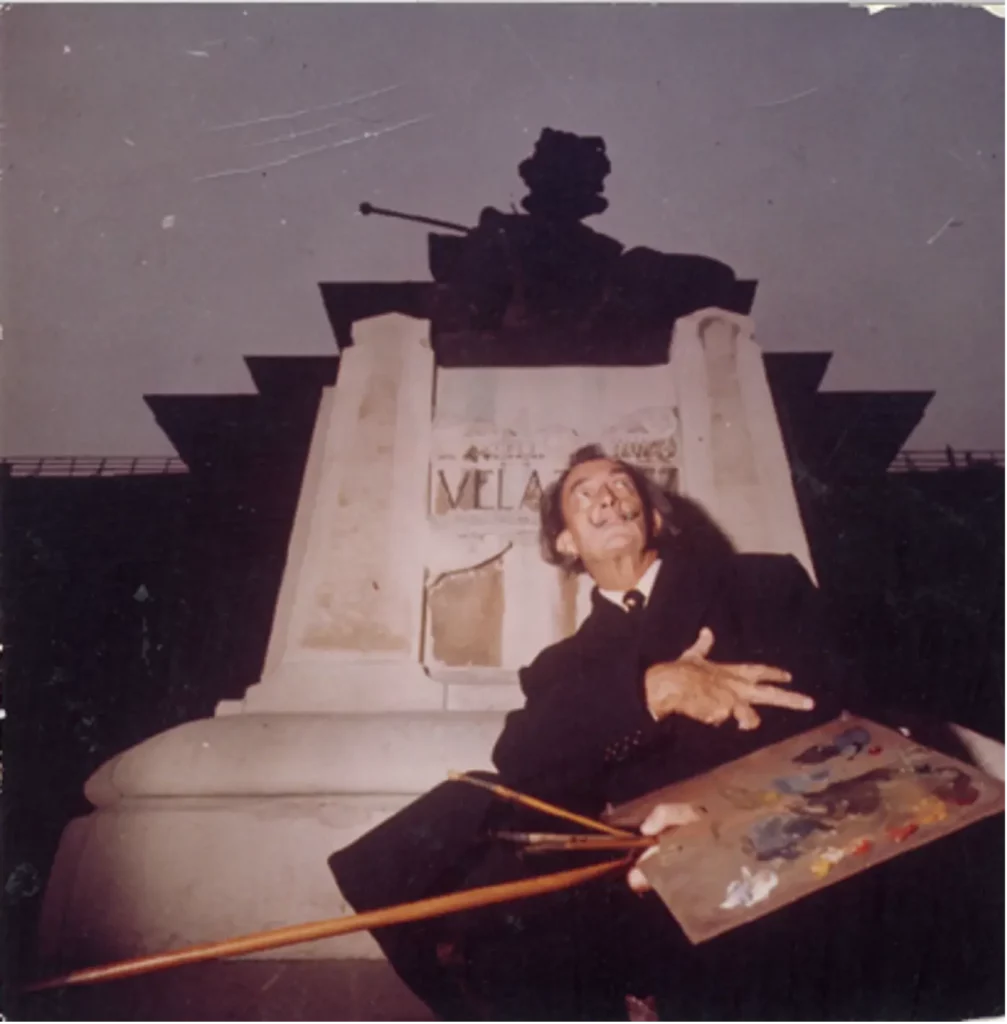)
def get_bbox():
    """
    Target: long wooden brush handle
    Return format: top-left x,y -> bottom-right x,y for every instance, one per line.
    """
494,830 -> 658,852
448,771 -> 636,838
24,856 -> 631,993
